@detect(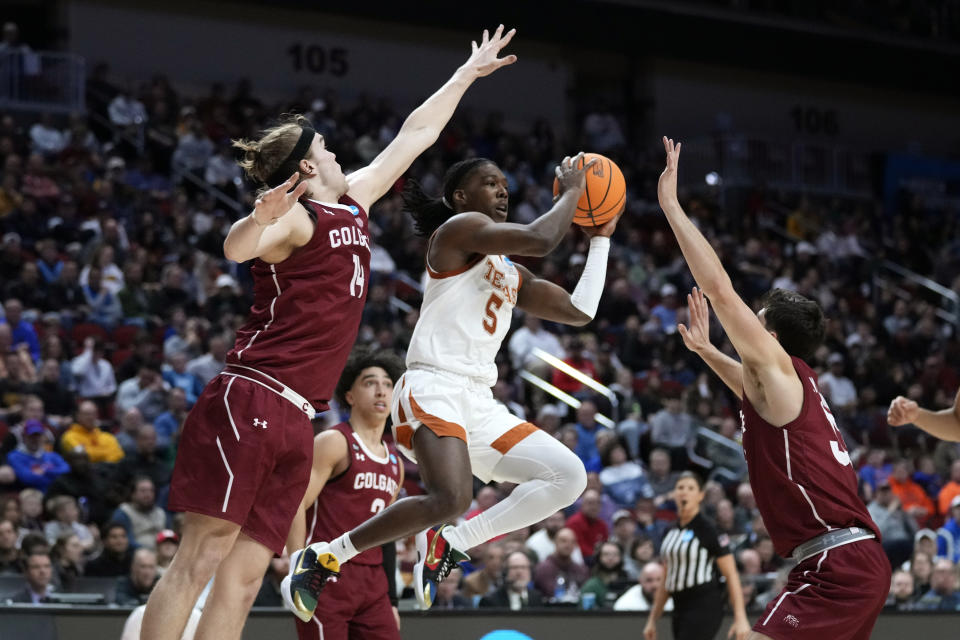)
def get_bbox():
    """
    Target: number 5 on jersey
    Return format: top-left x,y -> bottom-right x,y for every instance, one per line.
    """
350,253 -> 365,298
483,293 -> 503,334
